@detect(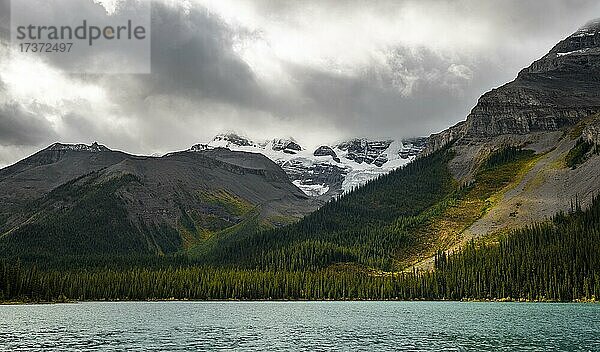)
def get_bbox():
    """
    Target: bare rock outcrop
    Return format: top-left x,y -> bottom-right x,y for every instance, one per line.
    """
582,115 -> 600,145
